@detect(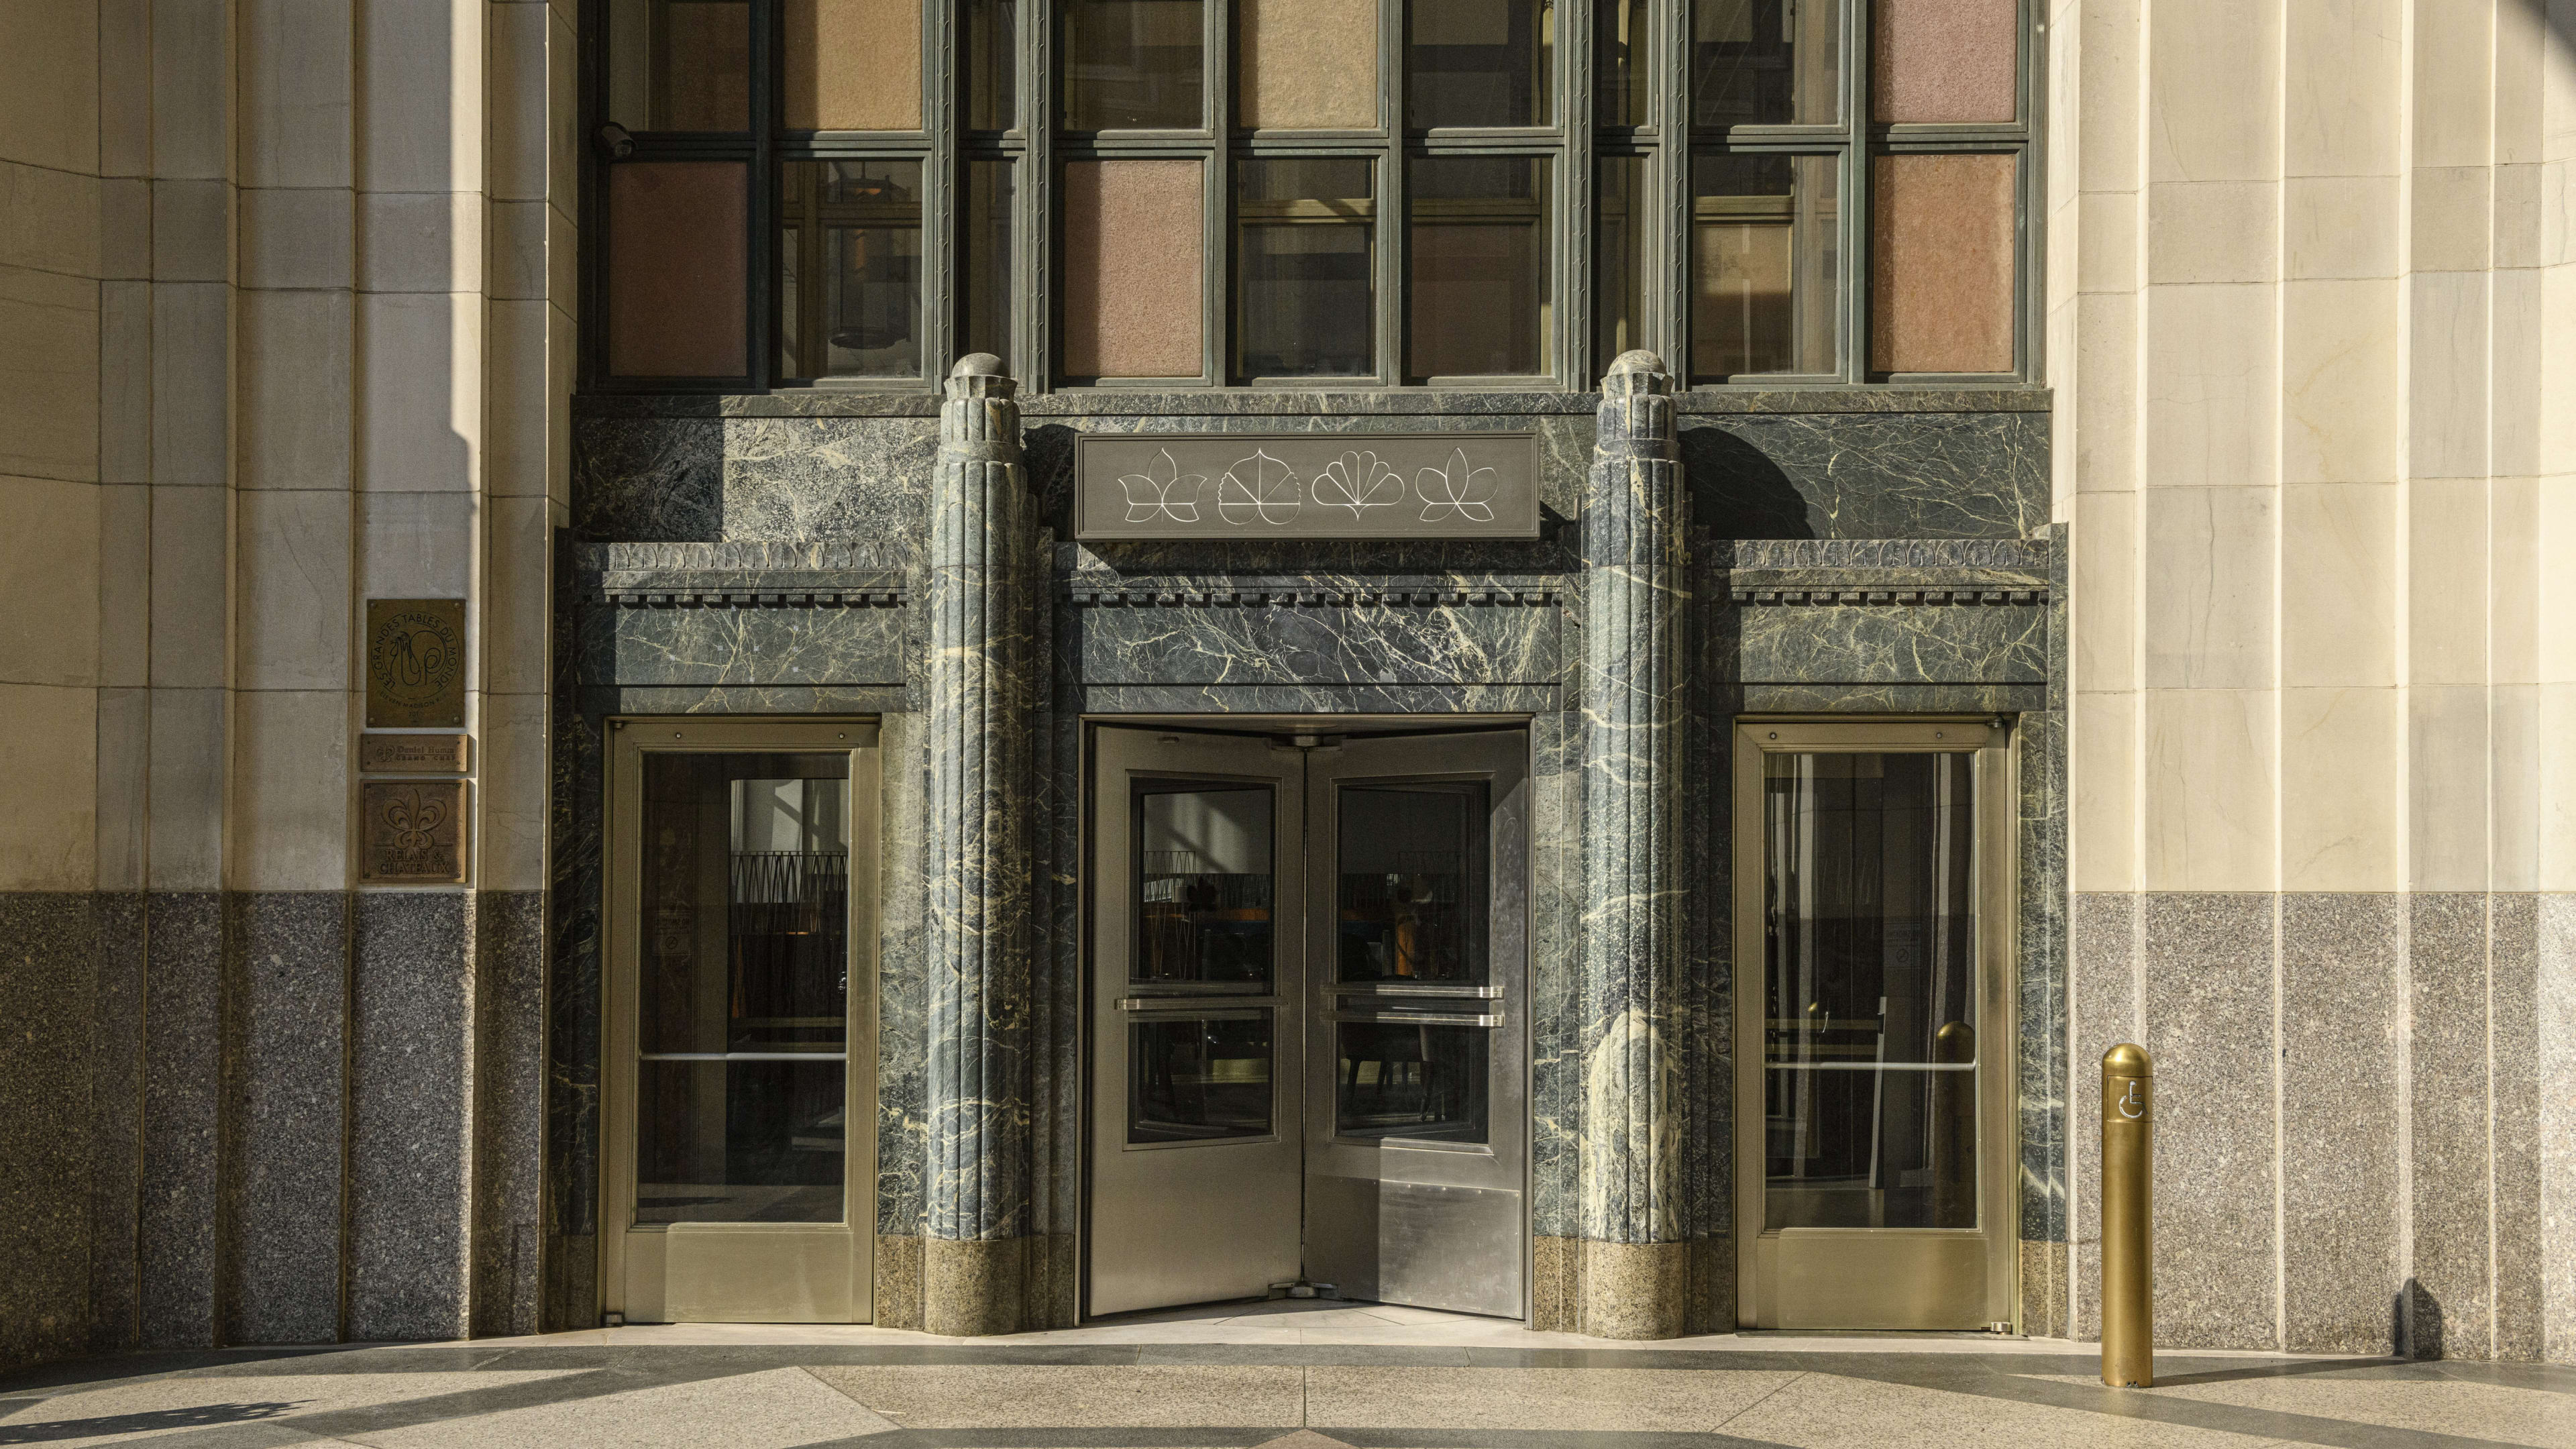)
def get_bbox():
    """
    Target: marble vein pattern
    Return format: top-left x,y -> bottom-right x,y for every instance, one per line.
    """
1069,578 -> 1560,688
575,418 -> 938,548
1683,411 -> 2049,539
570,384 -> 2047,419
576,601 -> 907,688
